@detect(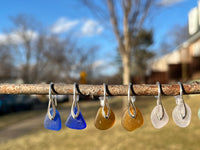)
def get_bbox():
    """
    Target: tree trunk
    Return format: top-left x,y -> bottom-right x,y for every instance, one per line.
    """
122,54 -> 130,85
122,53 -> 131,109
